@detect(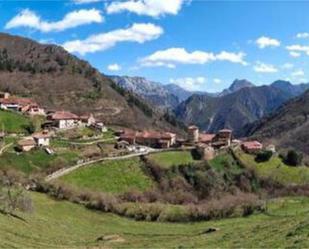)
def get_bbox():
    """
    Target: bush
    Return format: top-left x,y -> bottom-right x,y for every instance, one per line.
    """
255,150 -> 273,163
284,150 -> 303,166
